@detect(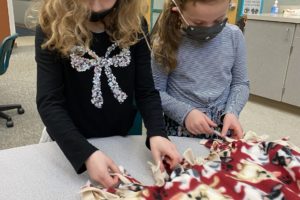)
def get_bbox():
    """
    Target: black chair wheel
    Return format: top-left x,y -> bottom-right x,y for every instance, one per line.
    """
6,120 -> 14,128
18,108 -> 25,114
